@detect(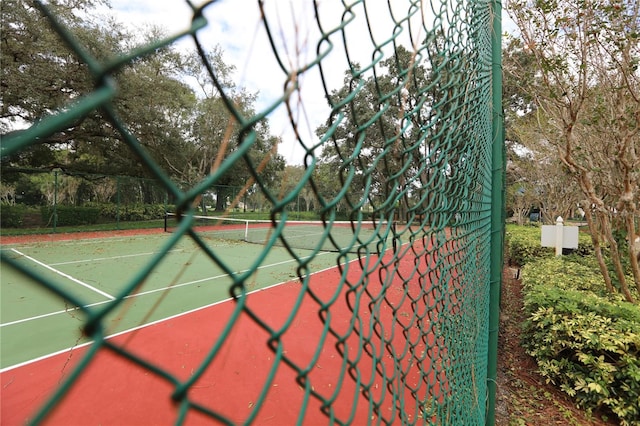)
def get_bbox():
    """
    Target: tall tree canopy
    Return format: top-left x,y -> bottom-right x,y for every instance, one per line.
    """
315,42 -> 486,224
1,0 -> 284,211
2,0 -> 112,167
507,0 -> 640,300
